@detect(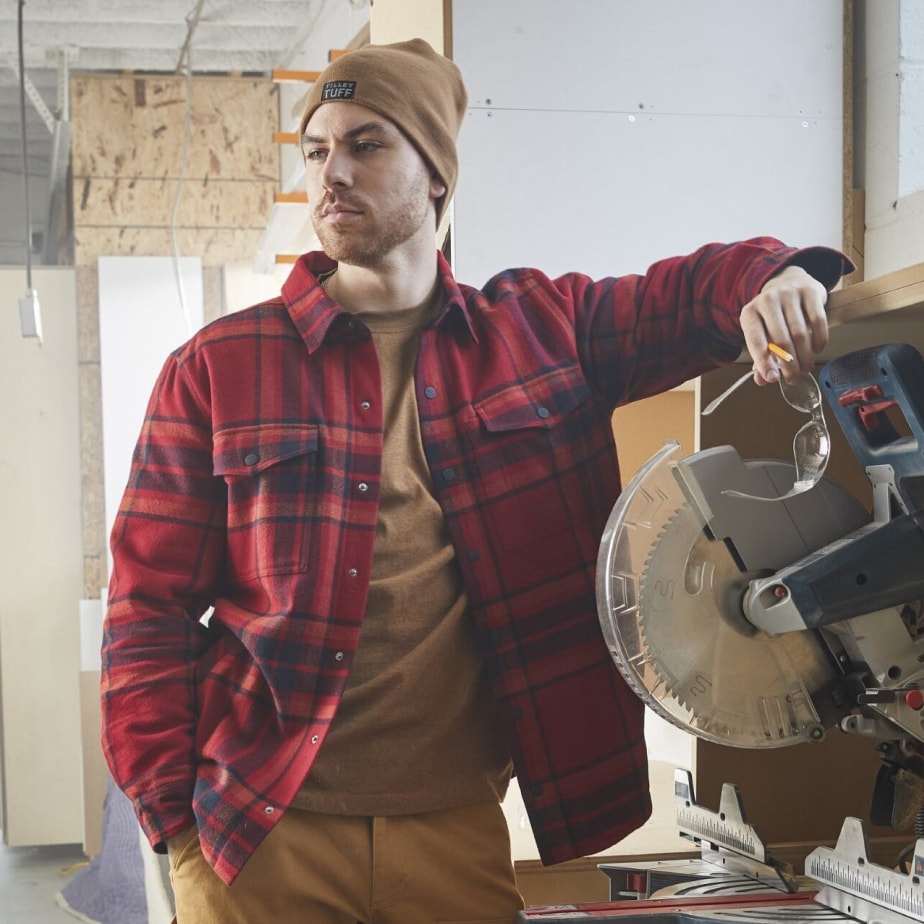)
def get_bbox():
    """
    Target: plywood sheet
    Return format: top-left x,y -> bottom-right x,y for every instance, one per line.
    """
75,176 -> 276,228
72,75 -> 278,181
